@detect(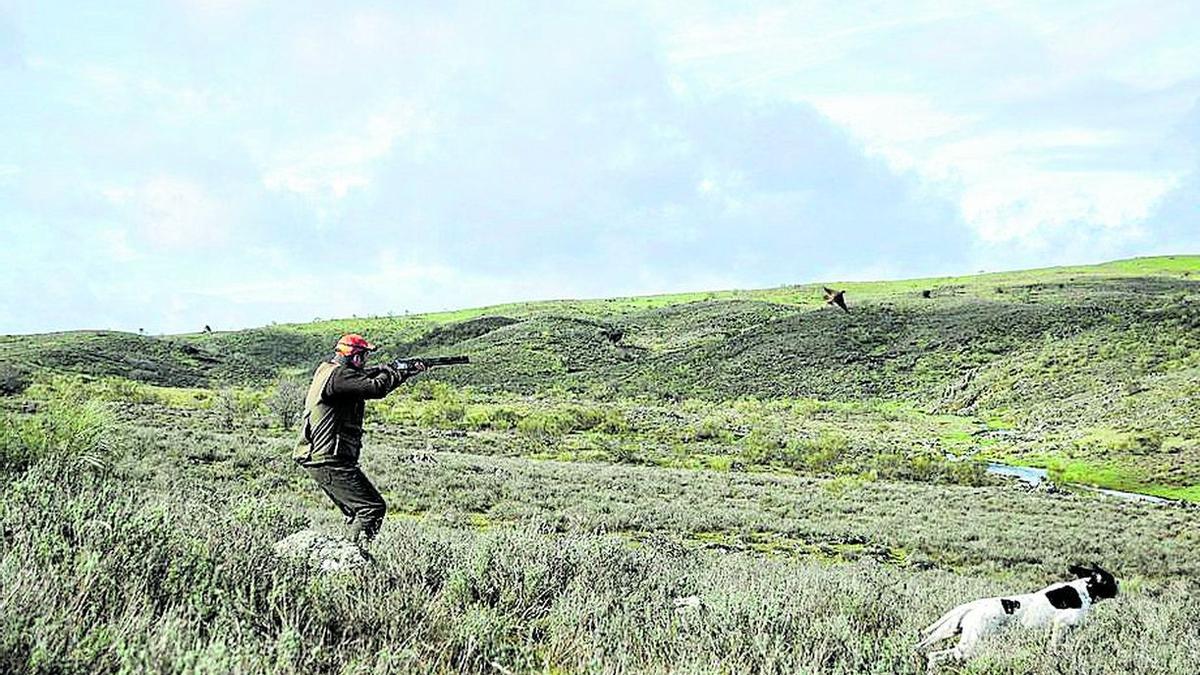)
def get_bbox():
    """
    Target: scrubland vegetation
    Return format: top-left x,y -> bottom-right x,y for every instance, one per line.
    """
3,256 -> 1200,673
